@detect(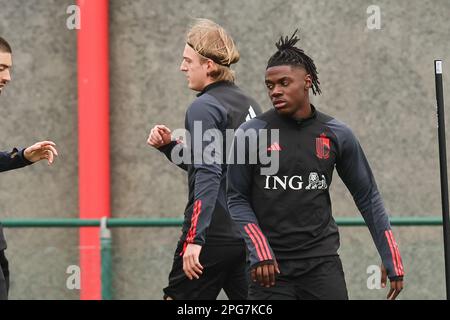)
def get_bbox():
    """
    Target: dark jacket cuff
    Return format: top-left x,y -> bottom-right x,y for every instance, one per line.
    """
19,148 -> 33,165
